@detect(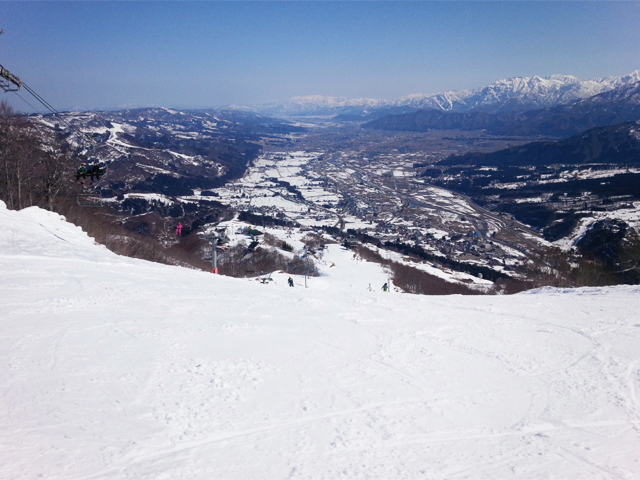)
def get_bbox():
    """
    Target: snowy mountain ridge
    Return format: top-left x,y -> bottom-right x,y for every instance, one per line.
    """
397,73 -> 615,112
251,69 -> 640,116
